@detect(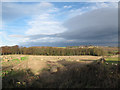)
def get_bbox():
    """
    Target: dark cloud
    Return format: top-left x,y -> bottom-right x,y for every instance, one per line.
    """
21,40 -> 118,47
60,8 -> 118,41
20,7 -> 118,47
